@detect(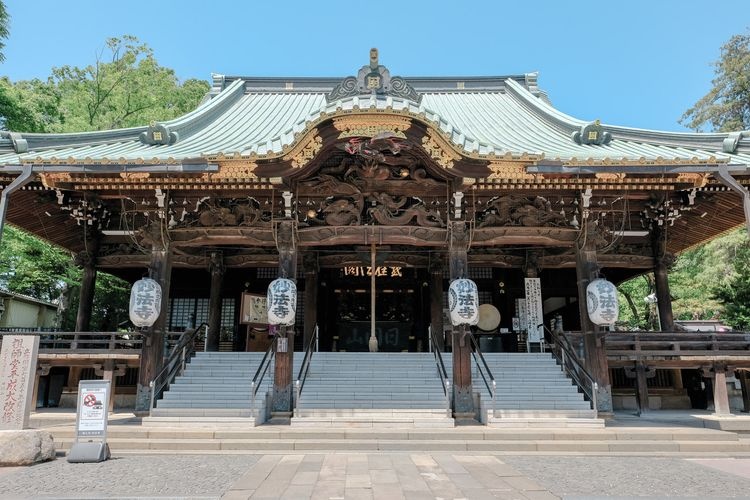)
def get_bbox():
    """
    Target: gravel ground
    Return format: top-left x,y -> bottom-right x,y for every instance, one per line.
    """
502,456 -> 750,499
0,455 -> 259,499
